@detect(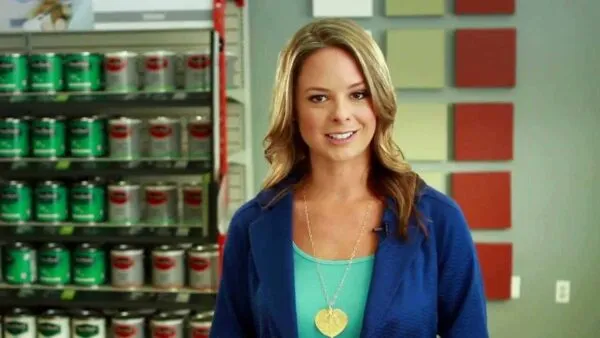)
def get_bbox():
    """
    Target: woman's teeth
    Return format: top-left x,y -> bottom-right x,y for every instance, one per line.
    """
327,131 -> 355,140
